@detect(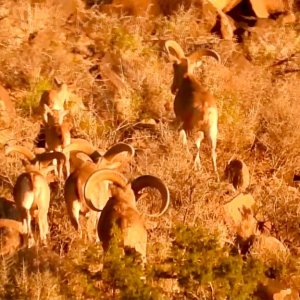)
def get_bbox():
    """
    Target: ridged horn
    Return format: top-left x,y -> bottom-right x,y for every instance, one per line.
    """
0,219 -> 25,234
188,49 -> 221,64
63,142 -> 97,156
165,40 -> 186,62
131,175 -> 170,217
103,143 -> 135,162
84,169 -> 128,212
4,145 -> 36,161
